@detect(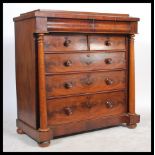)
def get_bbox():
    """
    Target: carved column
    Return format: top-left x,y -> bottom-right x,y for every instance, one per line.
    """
36,33 -> 49,131
127,34 -> 140,129
129,34 -> 135,114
